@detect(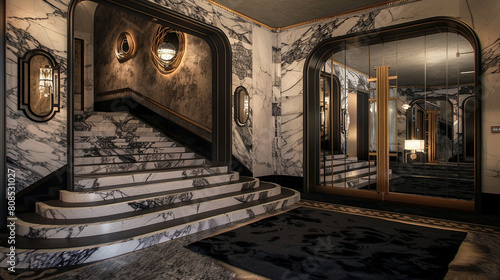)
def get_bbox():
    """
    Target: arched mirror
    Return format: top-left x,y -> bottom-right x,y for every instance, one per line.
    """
19,49 -> 60,122
115,32 -> 136,62
151,26 -> 185,74
234,86 -> 250,126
